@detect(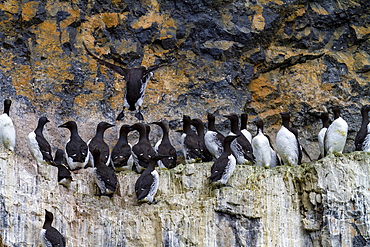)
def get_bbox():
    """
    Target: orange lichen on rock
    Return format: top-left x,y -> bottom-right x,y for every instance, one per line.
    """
21,1 -> 39,22
0,0 -> 19,14
11,65 -> 34,99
